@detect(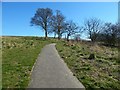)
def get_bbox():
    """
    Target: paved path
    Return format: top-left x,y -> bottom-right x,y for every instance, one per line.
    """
28,43 -> 85,88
